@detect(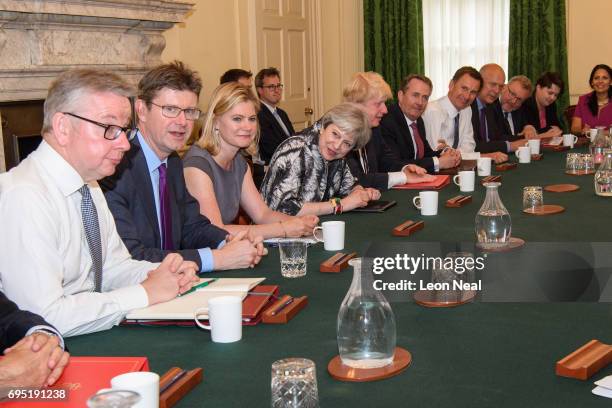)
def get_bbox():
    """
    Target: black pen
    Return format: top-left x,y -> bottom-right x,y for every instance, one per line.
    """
159,369 -> 187,395
271,297 -> 294,316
